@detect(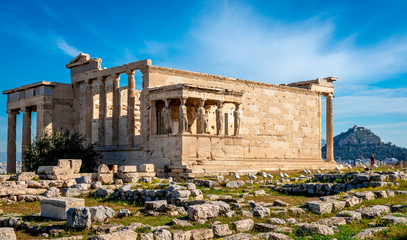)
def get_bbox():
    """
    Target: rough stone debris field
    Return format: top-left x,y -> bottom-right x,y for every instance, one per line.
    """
1,164 -> 407,239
